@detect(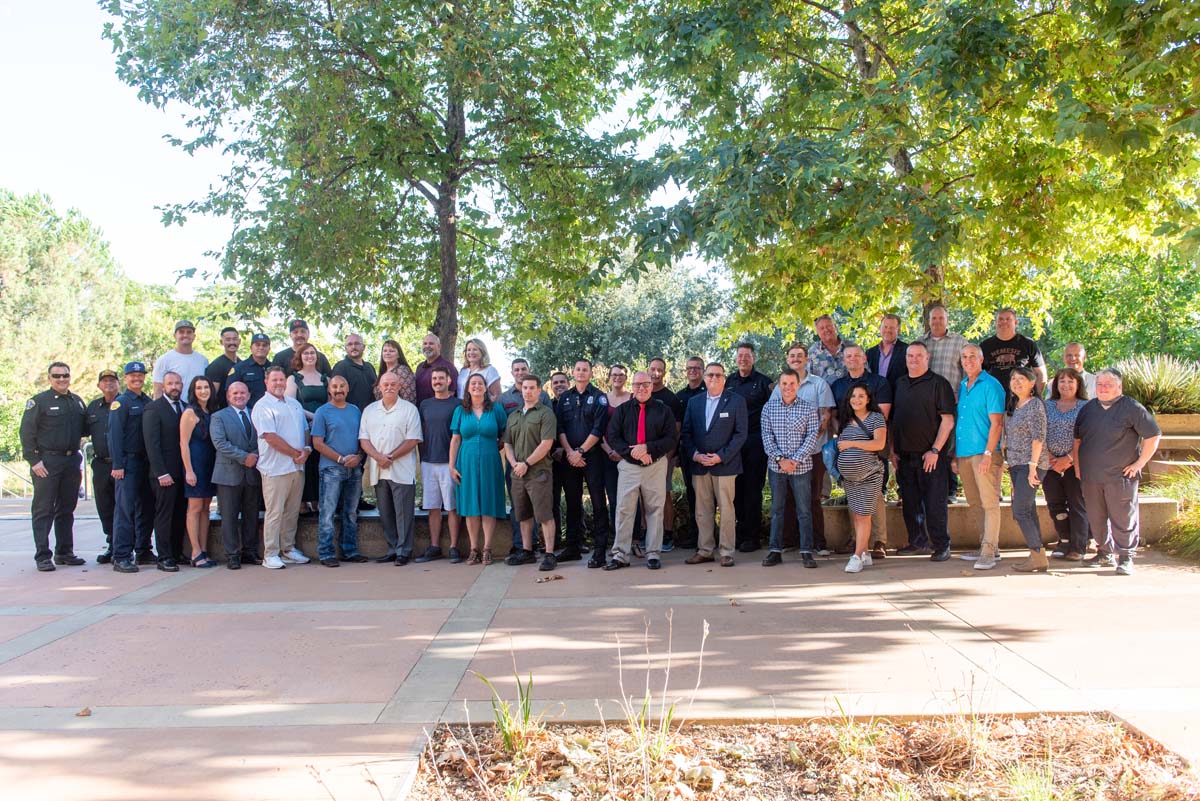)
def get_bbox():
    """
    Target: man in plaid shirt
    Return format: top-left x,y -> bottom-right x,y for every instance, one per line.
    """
917,305 -> 970,395
761,368 -> 822,568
